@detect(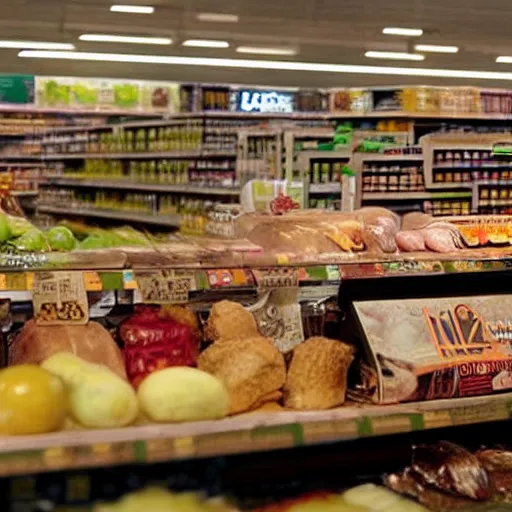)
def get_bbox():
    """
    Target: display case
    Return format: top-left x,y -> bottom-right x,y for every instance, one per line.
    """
0,205 -> 512,510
